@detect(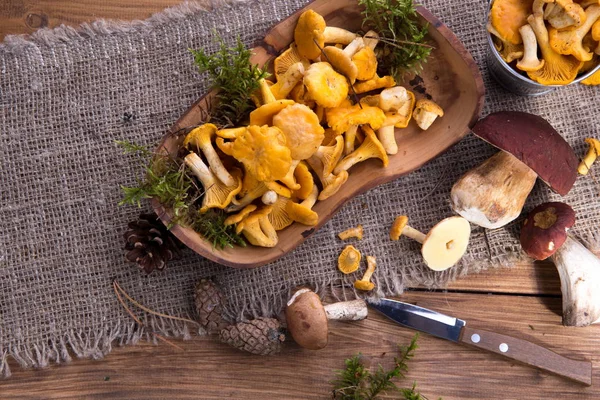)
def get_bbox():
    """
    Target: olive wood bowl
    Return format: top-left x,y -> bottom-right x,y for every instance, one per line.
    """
152,0 -> 486,268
